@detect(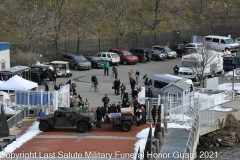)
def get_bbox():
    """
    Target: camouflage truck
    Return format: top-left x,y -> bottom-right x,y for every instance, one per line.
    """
38,107 -> 96,133
107,107 -> 137,132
